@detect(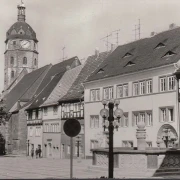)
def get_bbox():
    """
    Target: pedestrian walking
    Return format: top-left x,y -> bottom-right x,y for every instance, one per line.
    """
31,148 -> 34,159
35,148 -> 38,158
